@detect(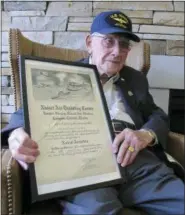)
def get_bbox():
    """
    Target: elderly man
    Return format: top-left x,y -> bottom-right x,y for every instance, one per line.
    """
1,10 -> 184,215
